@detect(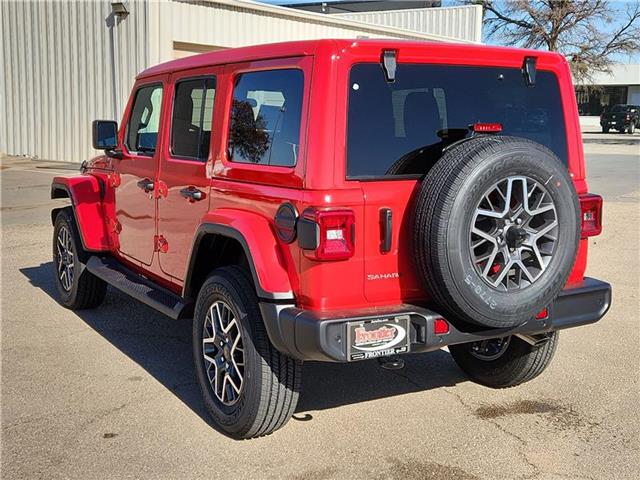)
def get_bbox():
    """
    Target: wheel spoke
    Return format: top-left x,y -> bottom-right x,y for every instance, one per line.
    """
534,219 -> 558,240
476,208 -> 503,219
223,317 -> 237,334
203,353 -> 217,366
226,373 -> 241,394
481,246 -> 499,276
518,260 -> 537,283
493,258 -> 513,287
472,227 -> 497,244
530,244 -> 546,271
